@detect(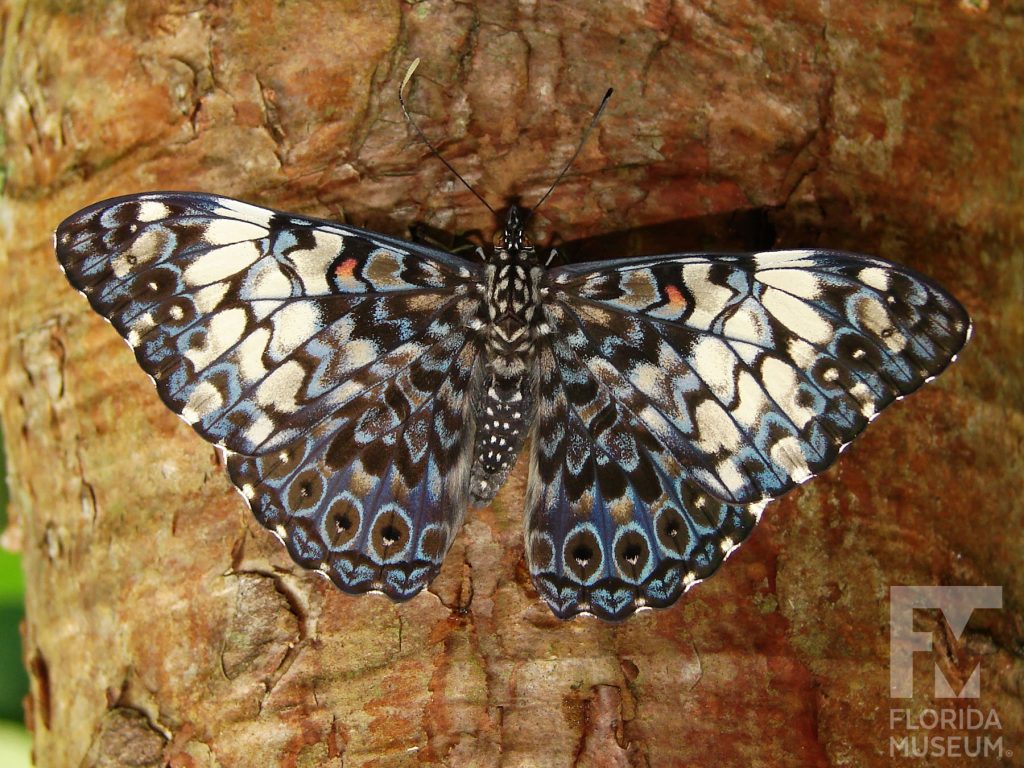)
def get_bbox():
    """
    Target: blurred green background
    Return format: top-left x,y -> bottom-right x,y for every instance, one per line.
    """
0,430 -> 32,765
